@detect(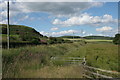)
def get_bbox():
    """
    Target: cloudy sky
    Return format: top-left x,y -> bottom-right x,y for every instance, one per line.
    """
0,0 -> 119,37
